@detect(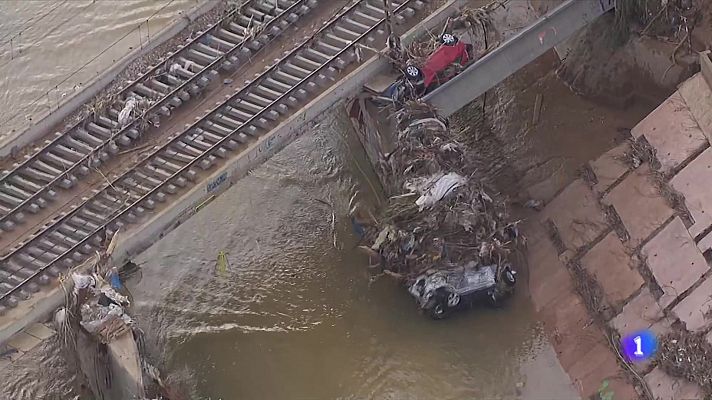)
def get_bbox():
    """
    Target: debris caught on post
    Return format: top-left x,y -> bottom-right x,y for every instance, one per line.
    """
357,100 -> 521,318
